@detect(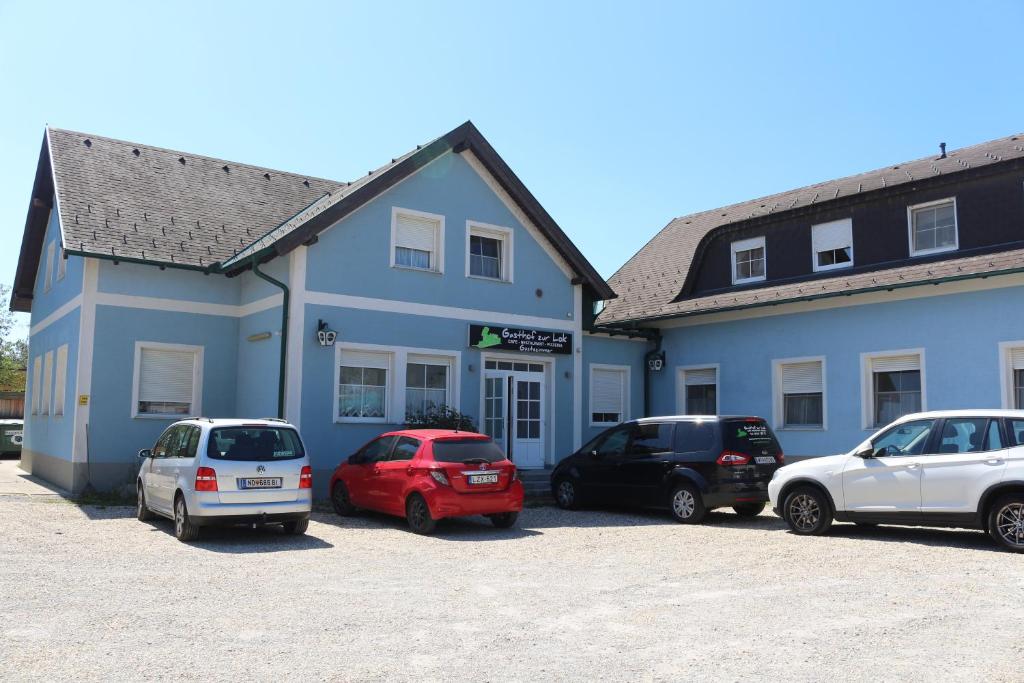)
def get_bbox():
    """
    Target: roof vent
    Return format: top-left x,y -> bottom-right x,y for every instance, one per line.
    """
83,138 -> 92,148
263,173 -> 271,180
179,156 -> 186,165
303,179 -> 310,187
132,148 -> 140,157
222,165 -> 230,173
939,142 -> 947,159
